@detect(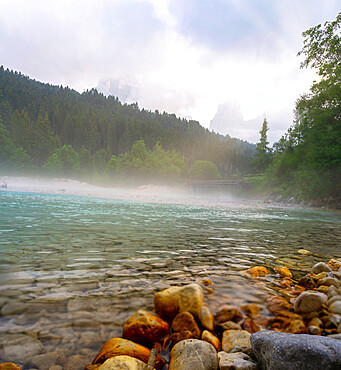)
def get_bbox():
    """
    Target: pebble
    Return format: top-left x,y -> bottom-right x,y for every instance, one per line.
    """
154,283 -> 204,323
294,291 -> 327,313
98,355 -> 147,369
222,330 -> 251,352
329,301 -> 341,315
312,262 -> 332,274
122,309 -> 170,346
199,305 -> 215,332
251,330 -> 341,370
217,351 -> 258,370
218,321 -> 242,331
171,312 -> 201,339
275,266 -> 292,278
169,339 -> 218,370
201,330 -> 220,351
318,277 -> 341,288
243,266 -> 270,278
